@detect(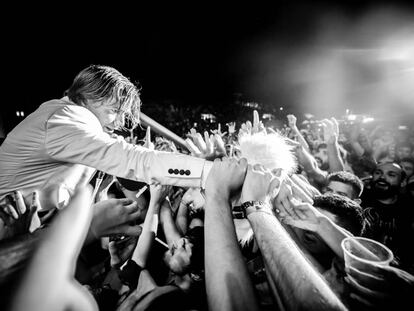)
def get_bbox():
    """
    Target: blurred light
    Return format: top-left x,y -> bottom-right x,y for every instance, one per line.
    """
21,111 -> 25,117
243,102 -> 260,108
279,107 -> 284,111
16,111 -> 20,117
362,117 -> 375,123
347,114 -> 357,121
